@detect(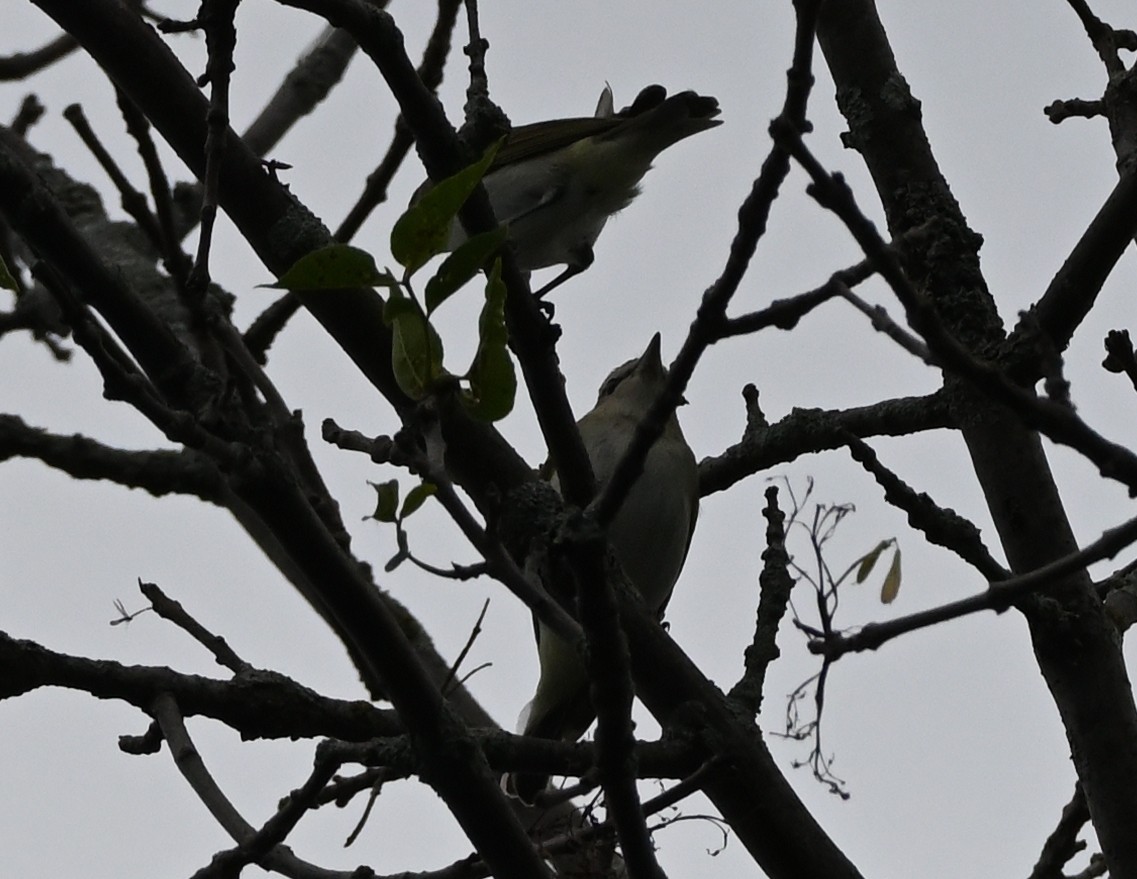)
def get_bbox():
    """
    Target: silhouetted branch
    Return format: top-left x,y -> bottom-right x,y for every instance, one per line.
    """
0,32 -> 78,80
1027,783 -> 1092,879
728,486 -> 794,715
845,435 -> 1007,581
138,580 -> 250,672
811,511 -> 1137,658
0,414 -> 225,499
699,393 -> 953,497
0,629 -> 399,740
775,121 -> 1137,496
